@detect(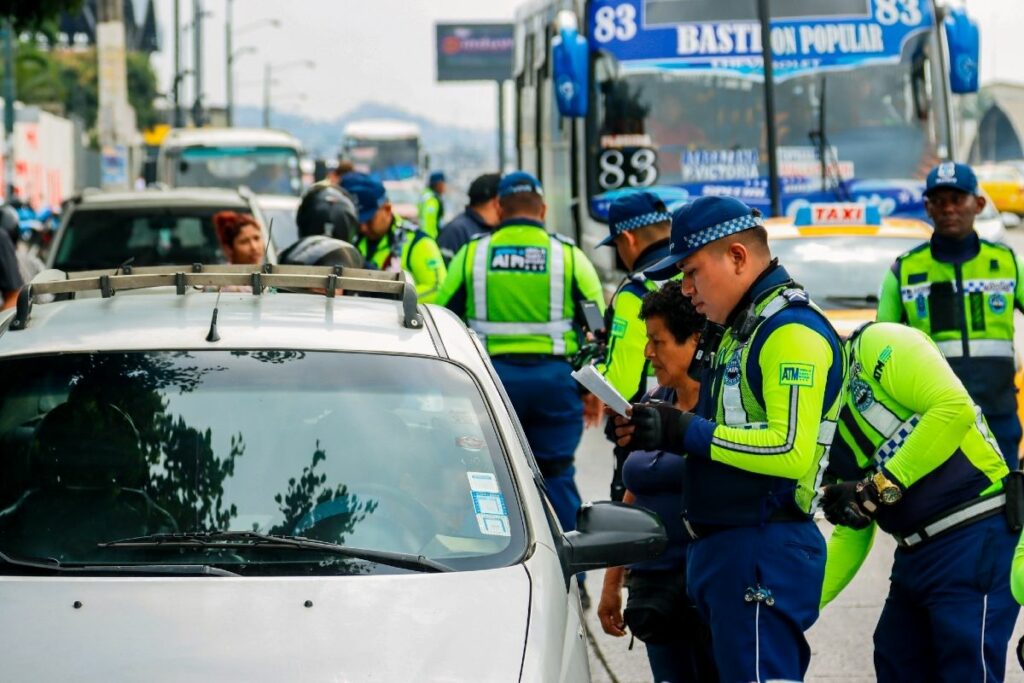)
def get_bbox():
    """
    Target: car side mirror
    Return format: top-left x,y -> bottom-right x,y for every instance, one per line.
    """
1001,212 -> 1022,230
560,501 -> 667,578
